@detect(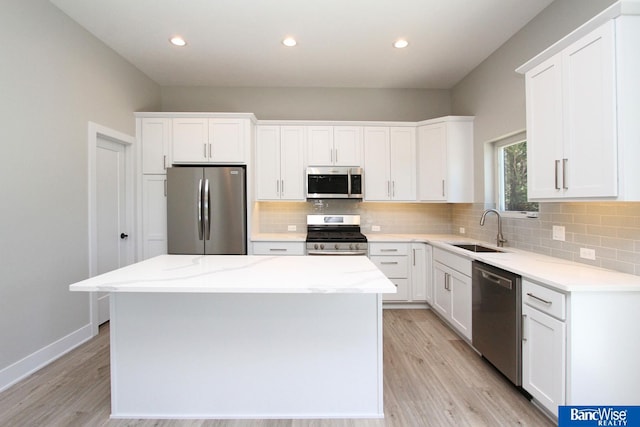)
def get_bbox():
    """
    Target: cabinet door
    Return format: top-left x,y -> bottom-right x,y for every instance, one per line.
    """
432,262 -> 451,317
141,118 -> 170,174
142,175 -> 167,259
389,127 -> 416,201
256,126 -> 281,200
526,54 -> 564,199
333,126 -> 363,166
363,127 -> 391,201
307,126 -> 333,166
417,124 -> 447,201
280,126 -> 305,200
209,118 -> 246,163
410,243 -> 428,302
522,304 -> 566,416
562,21 -> 617,198
172,118 -> 208,163
383,278 -> 409,302
450,269 -> 472,340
